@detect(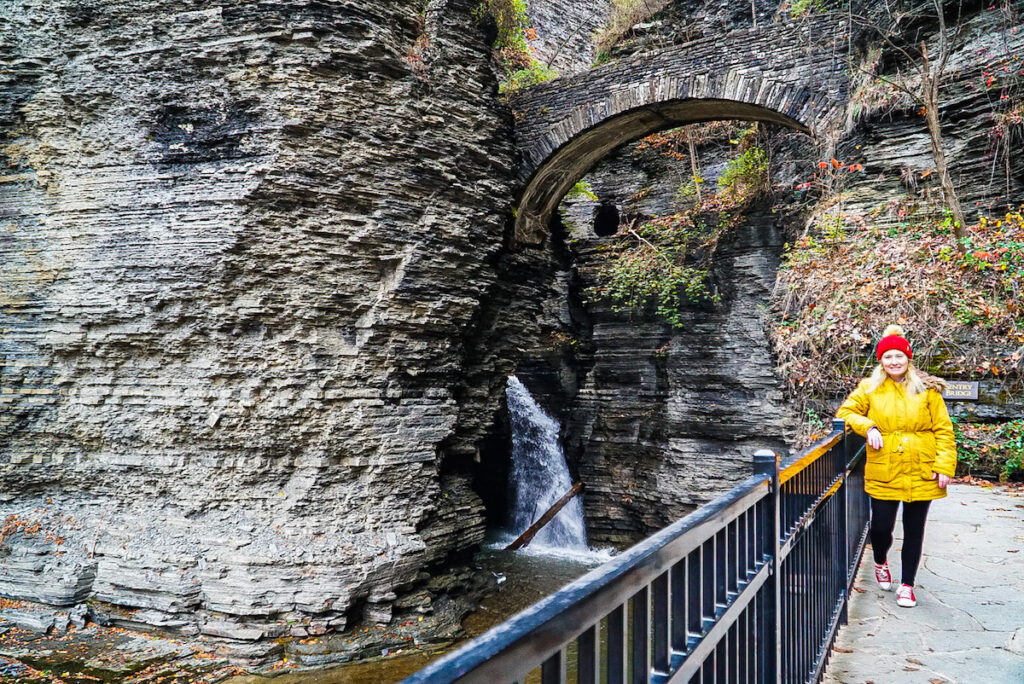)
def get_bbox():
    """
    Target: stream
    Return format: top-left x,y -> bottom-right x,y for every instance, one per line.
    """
230,376 -> 609,683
